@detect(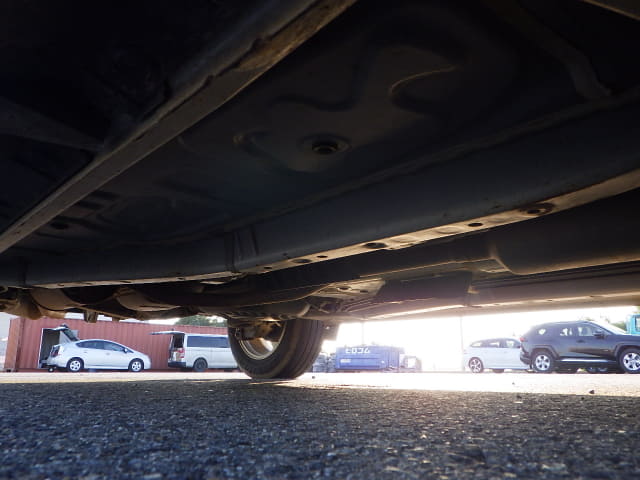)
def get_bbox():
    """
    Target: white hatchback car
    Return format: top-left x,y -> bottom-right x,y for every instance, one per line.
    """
463,338 -> 528,373
46,339 -> 151,372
